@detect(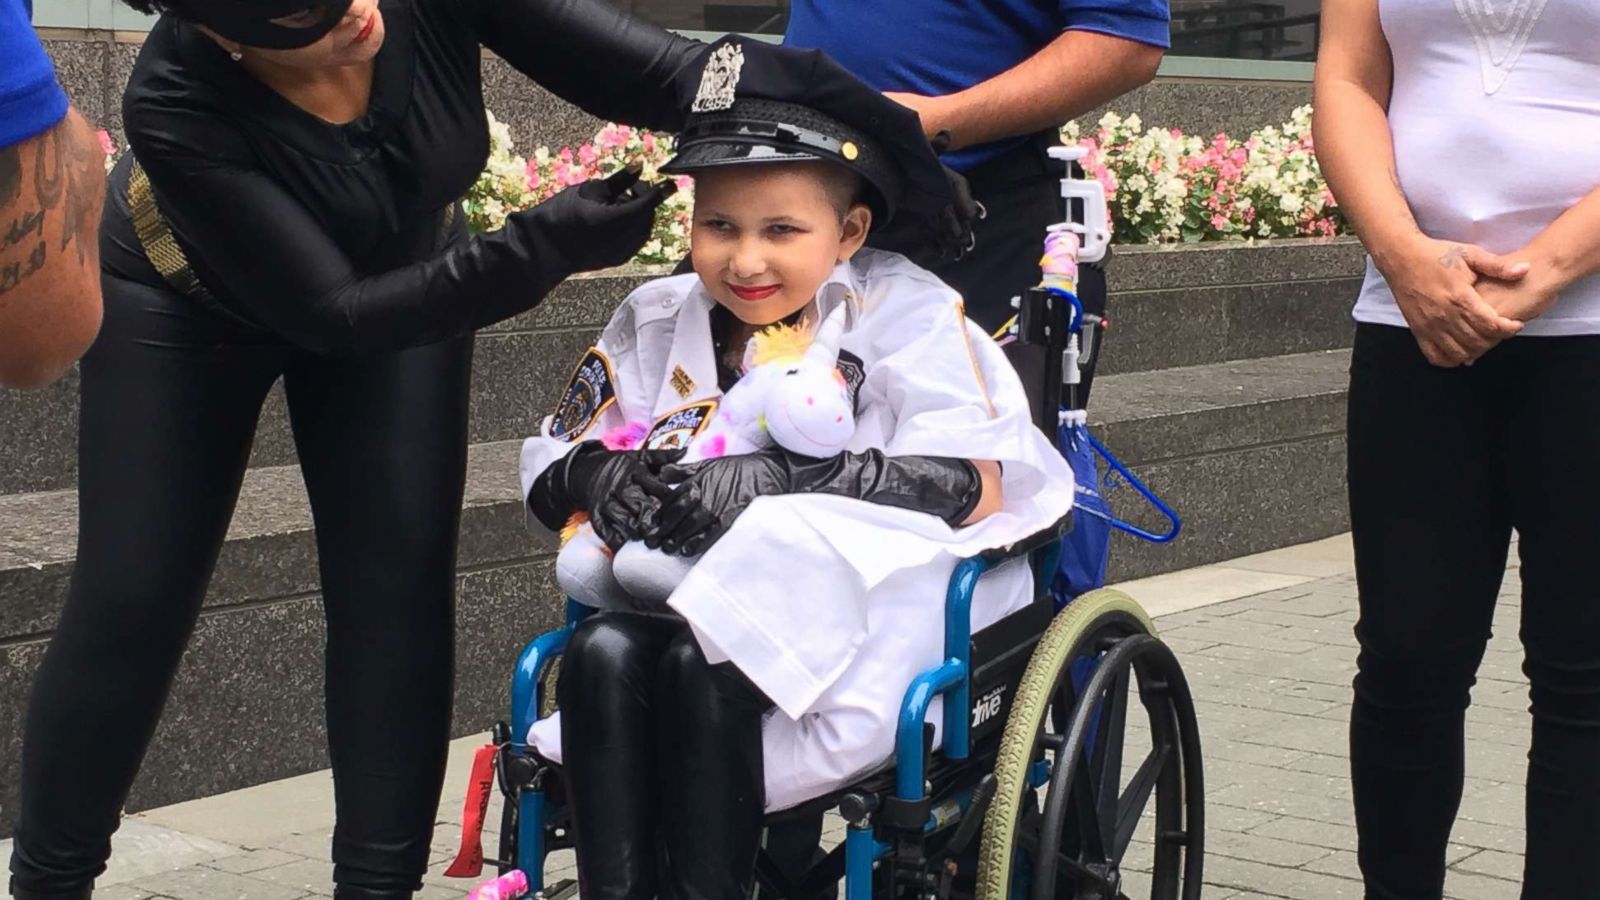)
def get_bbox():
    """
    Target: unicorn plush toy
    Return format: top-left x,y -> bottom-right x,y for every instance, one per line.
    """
557,303 -> 856,609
